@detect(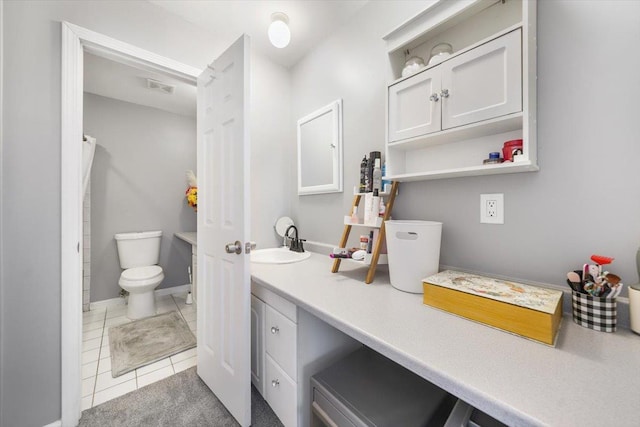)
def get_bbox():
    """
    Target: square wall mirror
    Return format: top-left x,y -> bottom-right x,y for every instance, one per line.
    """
297,99 -> 343,195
